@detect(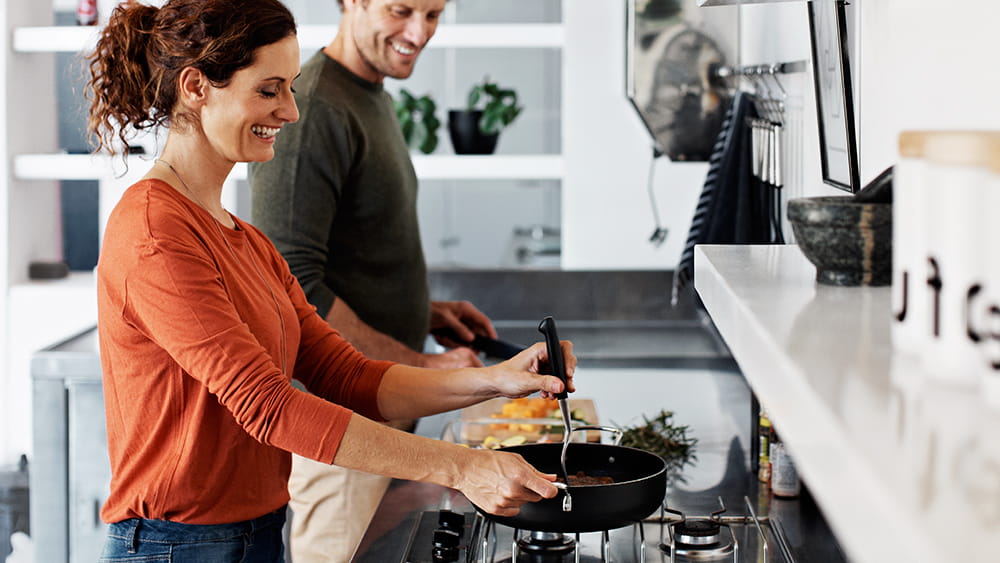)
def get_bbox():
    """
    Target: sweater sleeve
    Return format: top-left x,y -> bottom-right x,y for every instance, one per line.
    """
263,237 -> 394,421
249,96 -> 356,318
